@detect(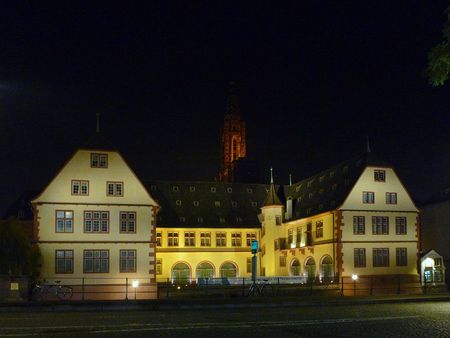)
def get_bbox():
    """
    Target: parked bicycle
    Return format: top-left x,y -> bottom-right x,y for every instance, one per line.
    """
32,280 -> 73,301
